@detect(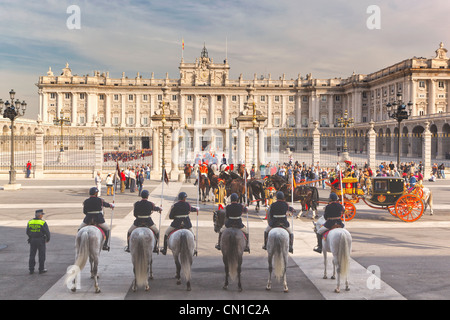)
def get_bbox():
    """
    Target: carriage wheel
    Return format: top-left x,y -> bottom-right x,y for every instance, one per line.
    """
395,194 -> 424,222
341,200 -> 356,221
413,187 -> 424,199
